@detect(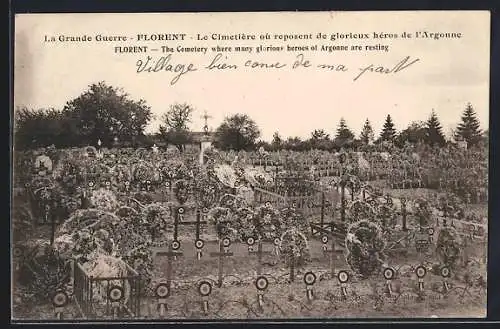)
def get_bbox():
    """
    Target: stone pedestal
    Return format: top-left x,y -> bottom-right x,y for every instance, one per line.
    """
199,140 -> 212,165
